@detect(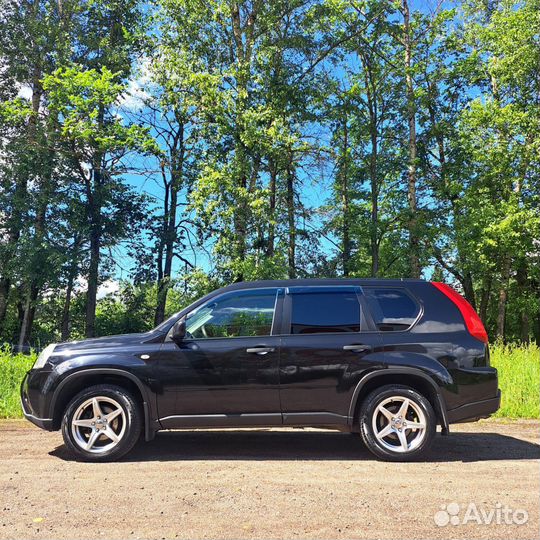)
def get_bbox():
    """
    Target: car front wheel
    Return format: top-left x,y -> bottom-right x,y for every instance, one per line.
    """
358,384 -> 436,461
61,384 -> 142,462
